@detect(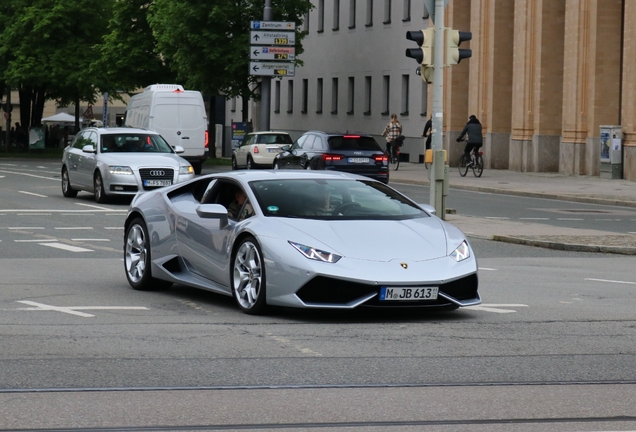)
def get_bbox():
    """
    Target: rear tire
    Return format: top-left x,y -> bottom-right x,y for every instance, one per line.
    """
246,155 -> 253,170
273,161 -> 280,169
124,218 -> 172,291
458,155 -> 469,177
231,156 -> 238,170
61,167 -> 78,198
474,154 -> 484,177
